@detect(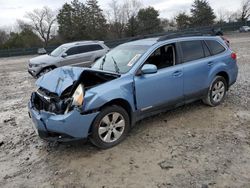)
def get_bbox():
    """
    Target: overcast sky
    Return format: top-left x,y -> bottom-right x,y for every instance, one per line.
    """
0,0 -> 240,29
